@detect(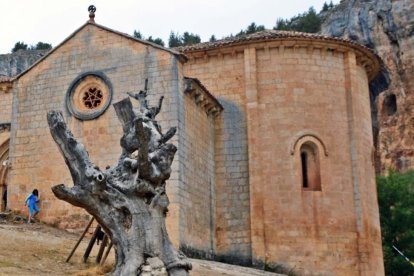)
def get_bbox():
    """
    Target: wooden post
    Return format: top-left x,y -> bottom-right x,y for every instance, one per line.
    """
83,224 -> 101,263
100,241 -> 113,266
66,217 -> 94,262
96,234 -> 108,263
